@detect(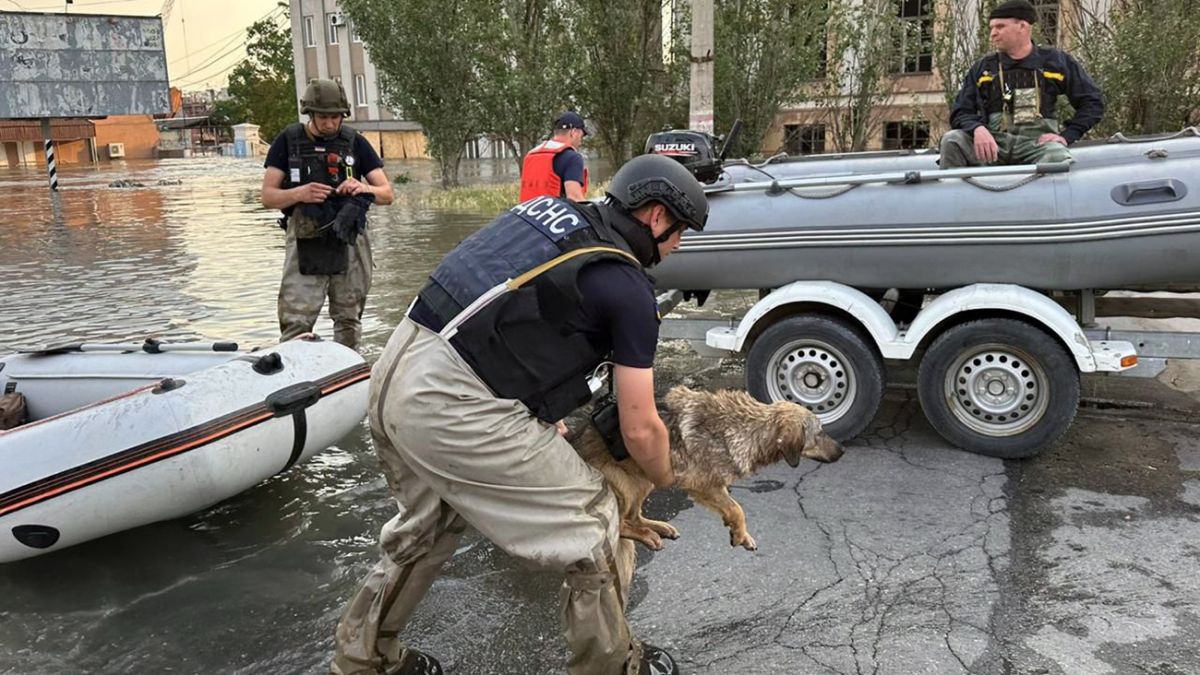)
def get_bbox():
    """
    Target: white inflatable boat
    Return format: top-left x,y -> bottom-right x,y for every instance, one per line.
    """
0,337 -> 370,563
